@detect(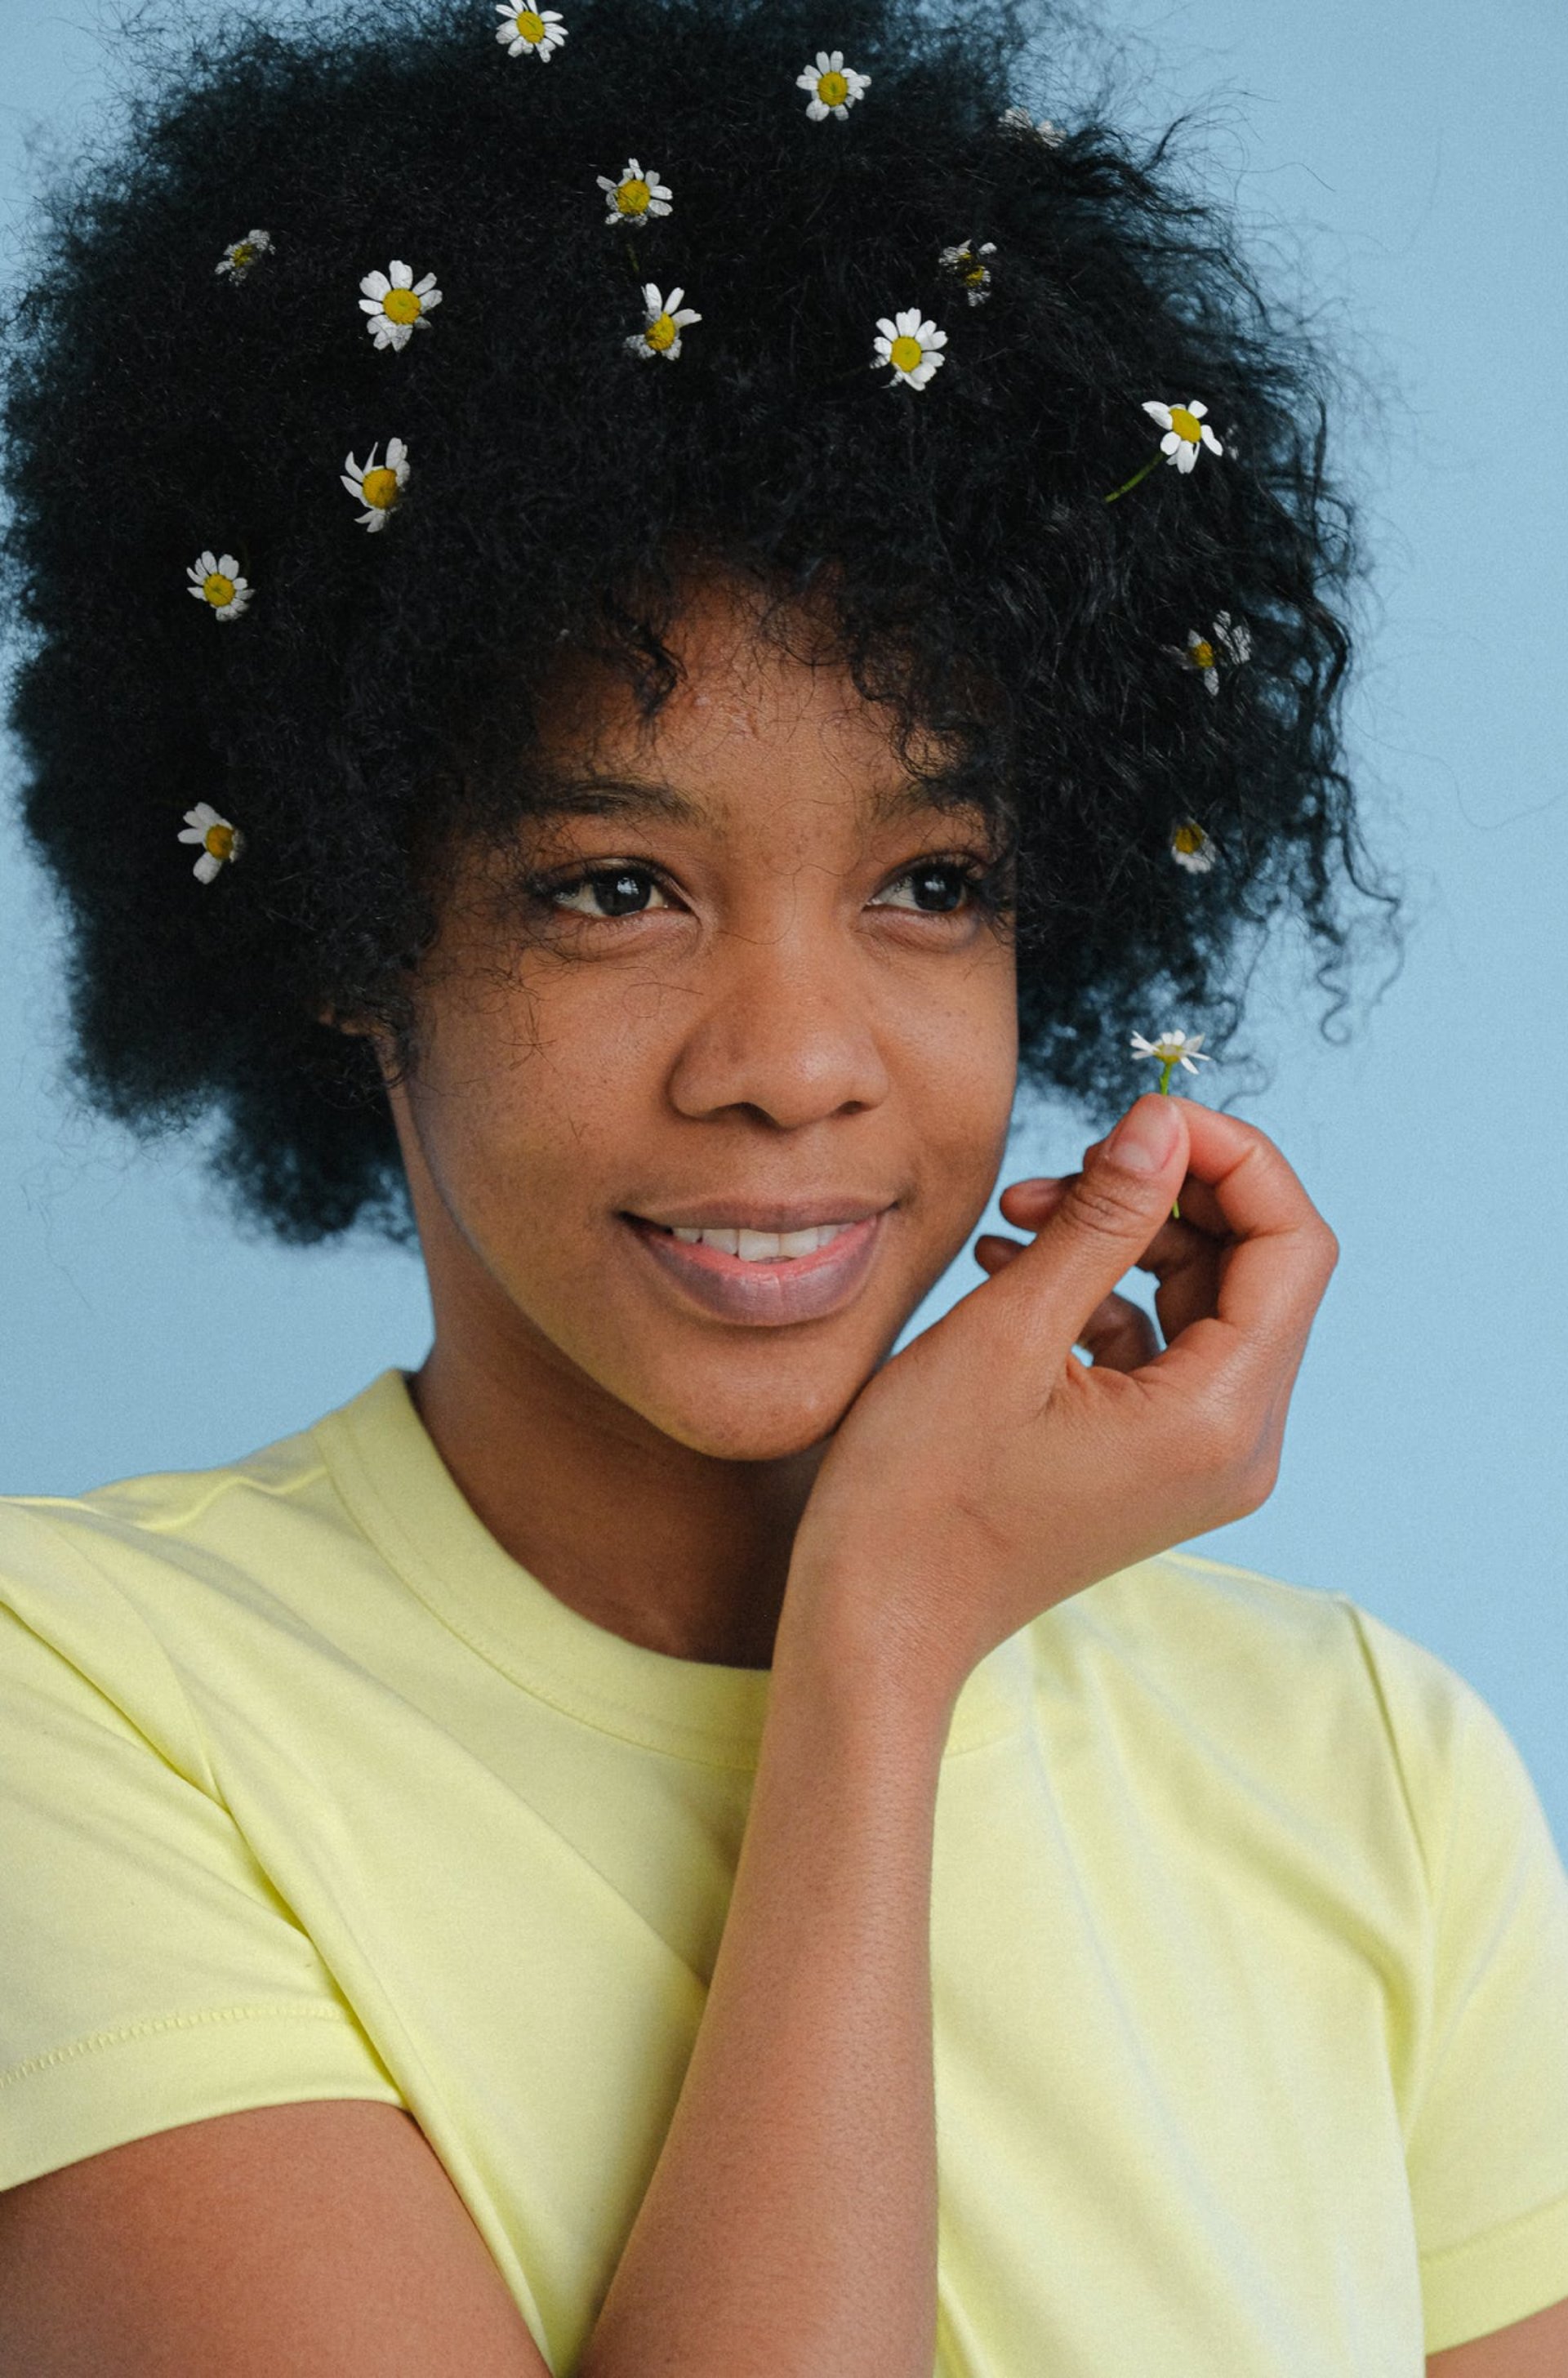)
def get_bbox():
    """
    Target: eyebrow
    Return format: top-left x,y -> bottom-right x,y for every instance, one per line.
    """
526,769 -> 995,831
